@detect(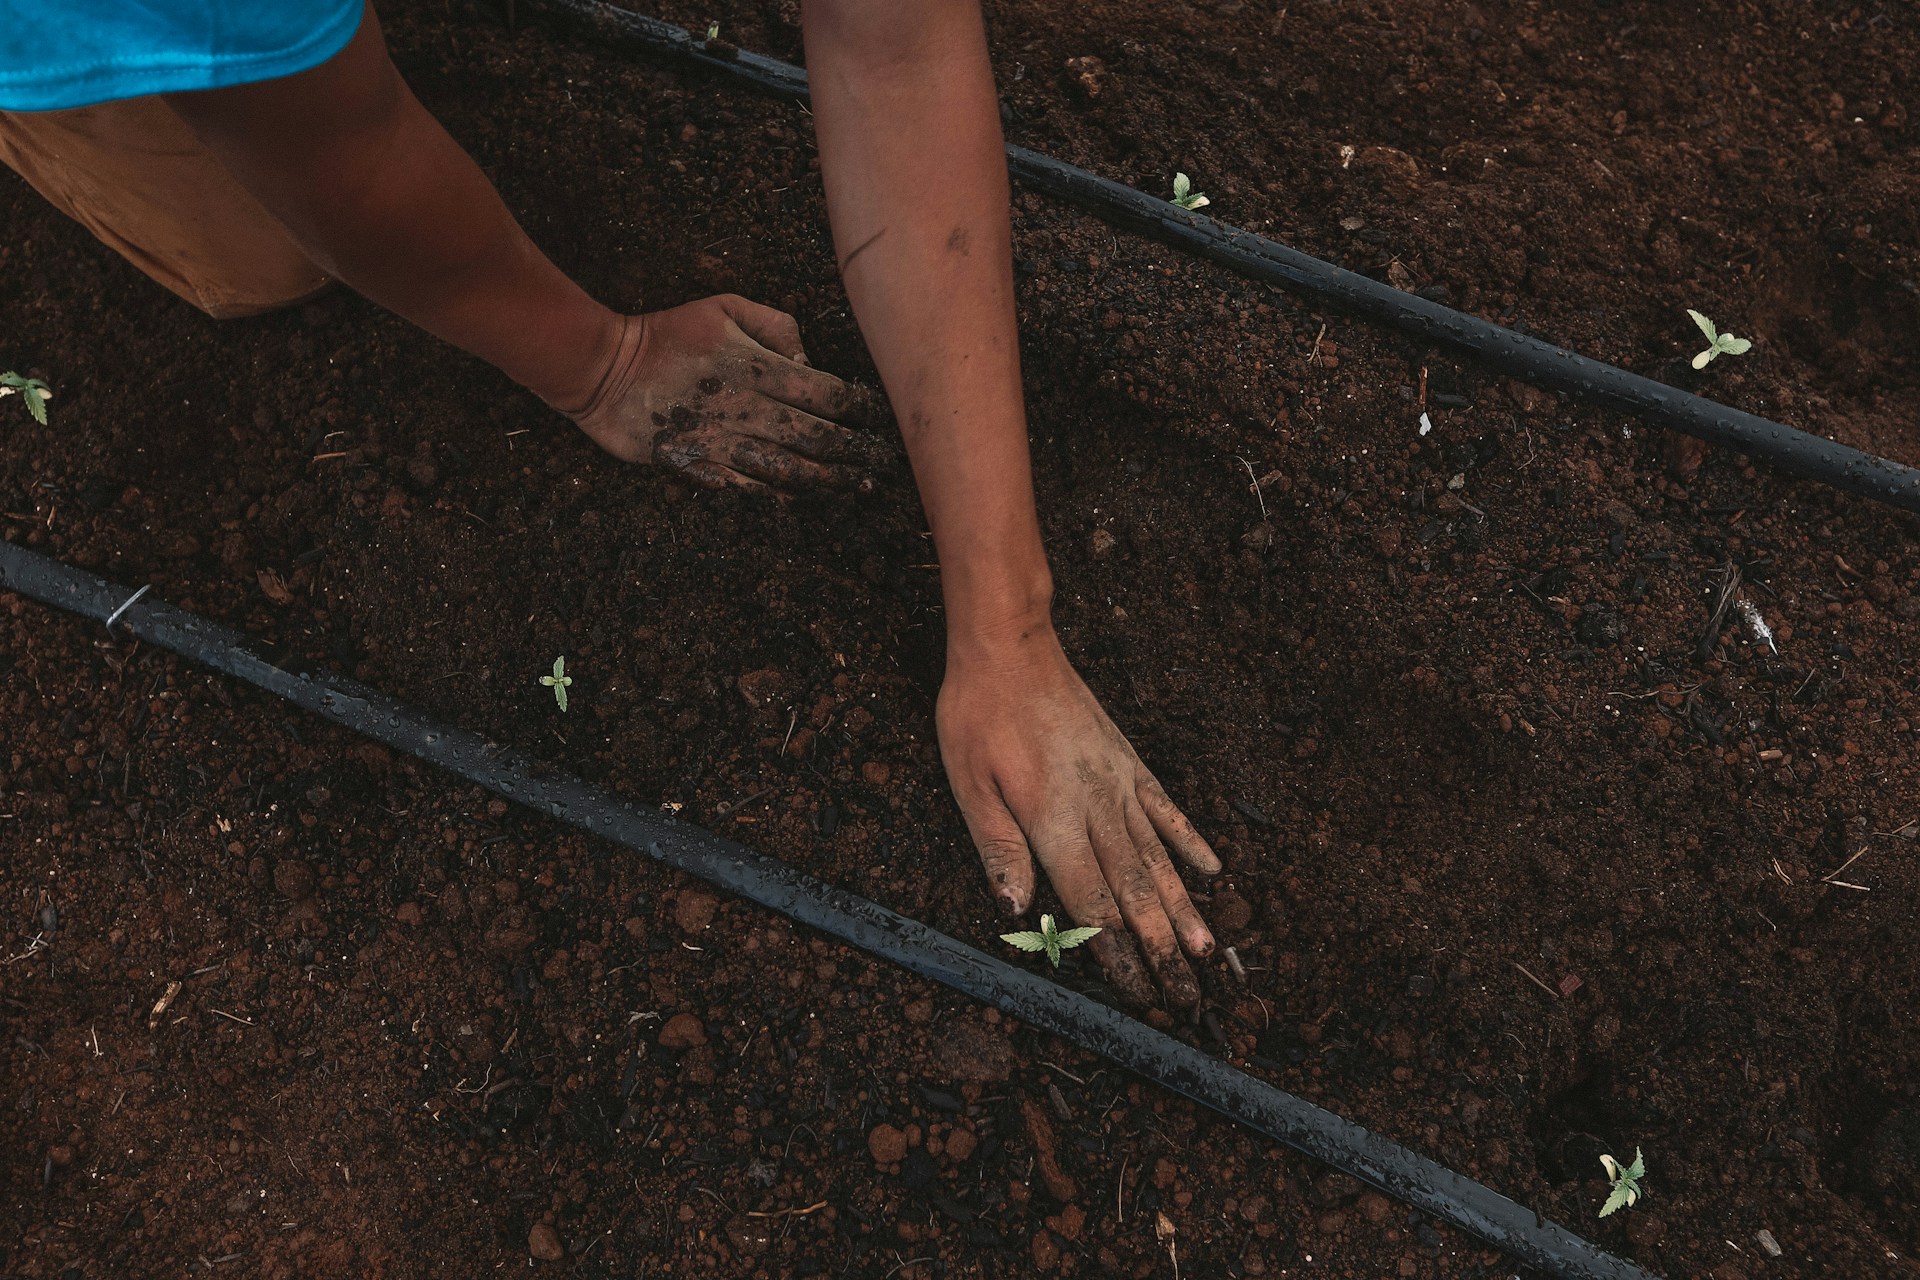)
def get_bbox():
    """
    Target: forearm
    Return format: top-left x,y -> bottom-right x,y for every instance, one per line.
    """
803,0 -> 1052,656
166,4 -> 617,410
